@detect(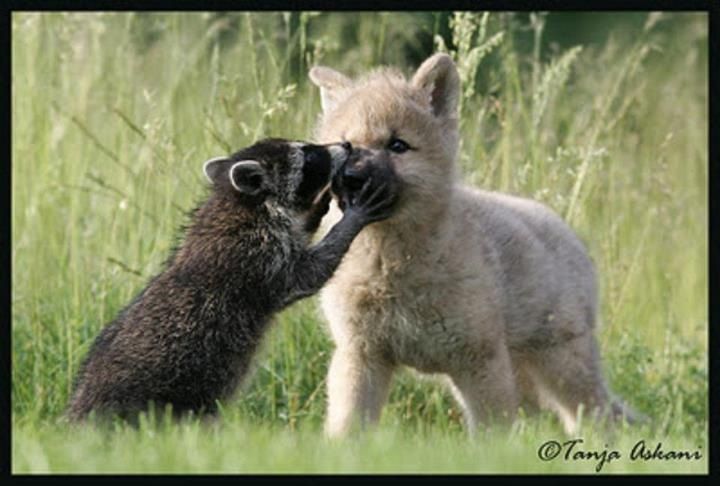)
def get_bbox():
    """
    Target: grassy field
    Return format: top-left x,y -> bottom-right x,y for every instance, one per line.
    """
11,12 -> 708,473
